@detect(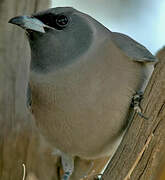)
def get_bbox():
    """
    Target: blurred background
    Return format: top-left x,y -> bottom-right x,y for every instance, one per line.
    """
52,0 -> 165,54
